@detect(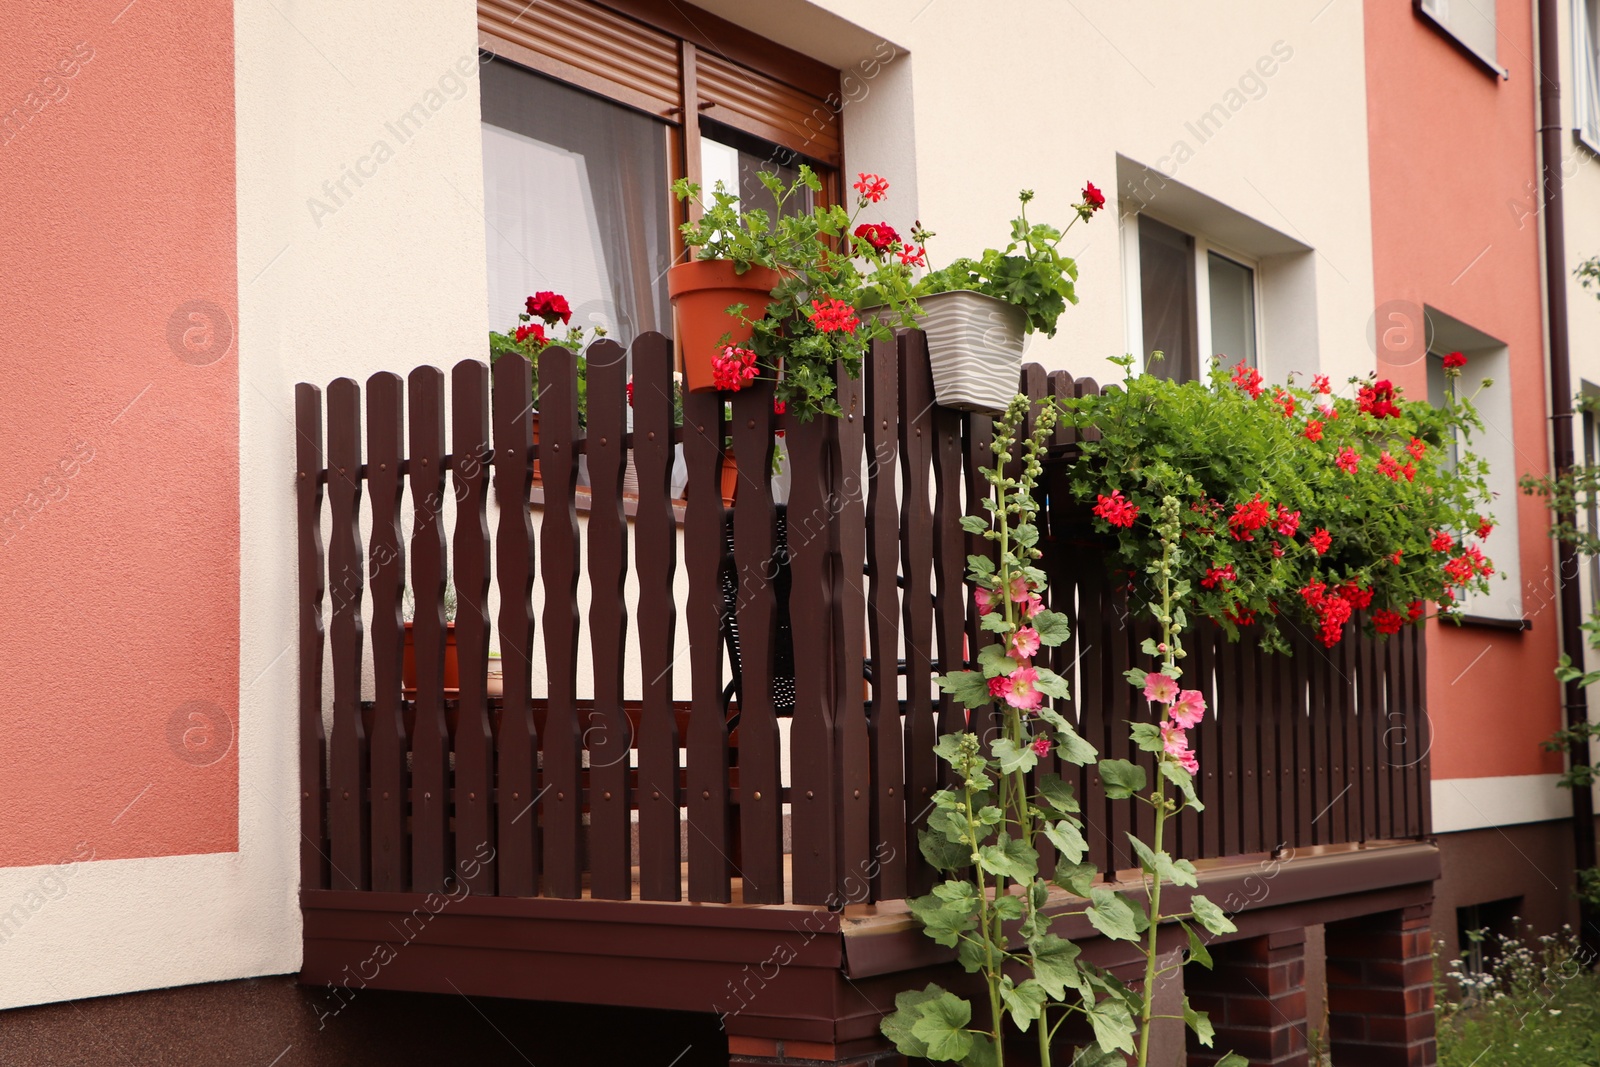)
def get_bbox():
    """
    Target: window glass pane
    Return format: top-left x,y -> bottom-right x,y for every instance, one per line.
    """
480,59 -> 672,347
1138,217 -> 1197,382
1207,252 -> 1256,370
1421,0 -> 1498,63
699,119 -> 817,219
